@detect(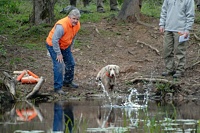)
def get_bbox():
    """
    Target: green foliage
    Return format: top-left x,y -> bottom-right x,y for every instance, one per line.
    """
13,24 -> 50,42
9,57 -> 22,65
0,0 -> 32,34
20,43 -> 44,50
156,83 -> 173,93
0,0 -> 20,13
195,11 -> 200,24
198,120 -> 200,131
64,115 -> 74,133
1,0 -> 199,56
141,0 -> 163,18
0,45 -> 6,56
81,12 -> 109,23
117,0 -> 123,5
